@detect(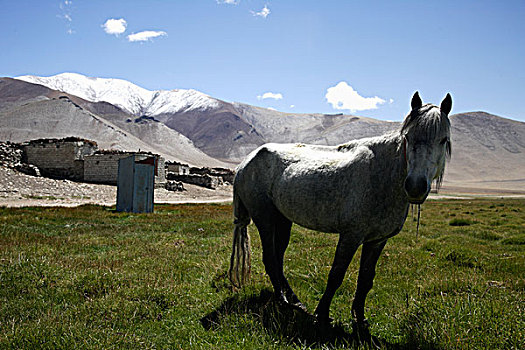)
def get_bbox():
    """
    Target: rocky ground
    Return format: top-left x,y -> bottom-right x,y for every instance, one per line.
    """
0,166 -> 233,208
